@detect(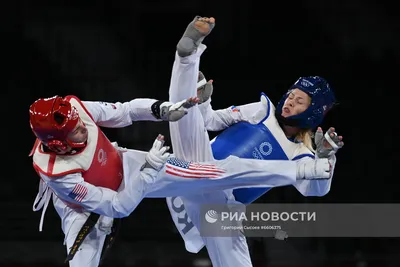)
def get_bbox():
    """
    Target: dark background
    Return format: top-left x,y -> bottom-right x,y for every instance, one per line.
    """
3,0 -> 399,266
